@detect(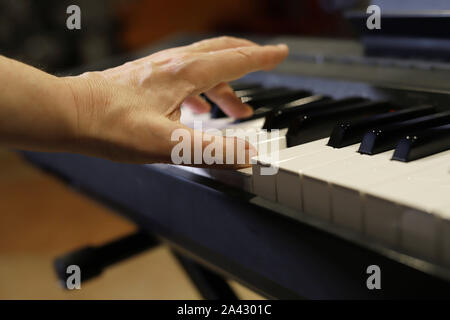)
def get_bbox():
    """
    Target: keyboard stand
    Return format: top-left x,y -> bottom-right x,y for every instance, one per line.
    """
54,230 -> 239,300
